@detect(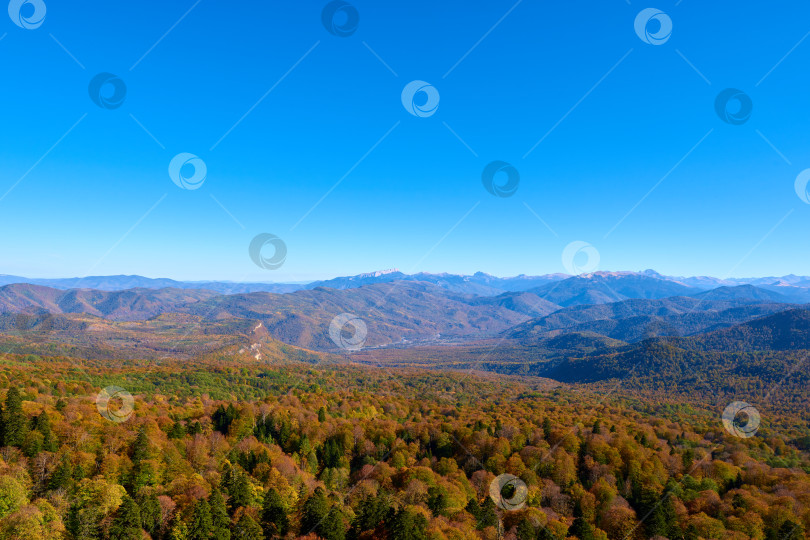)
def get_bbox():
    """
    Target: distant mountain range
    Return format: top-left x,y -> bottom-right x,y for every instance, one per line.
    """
5,269 -> 810,298
0,274 -> 303,294
0,270 -> 570,296
0,269 -> 809,359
